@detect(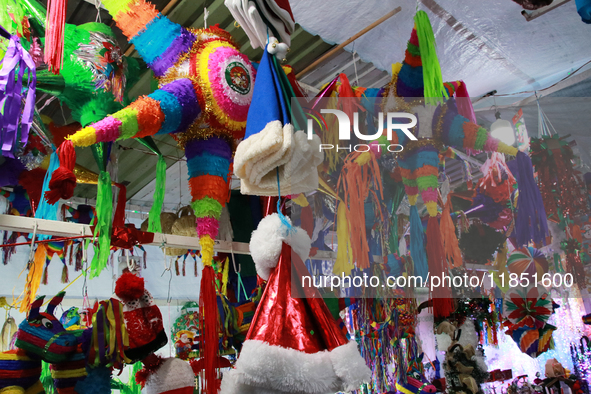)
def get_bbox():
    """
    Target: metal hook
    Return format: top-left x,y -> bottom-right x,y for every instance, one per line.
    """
230,243 -> 240,273
27,221 -> 38,264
